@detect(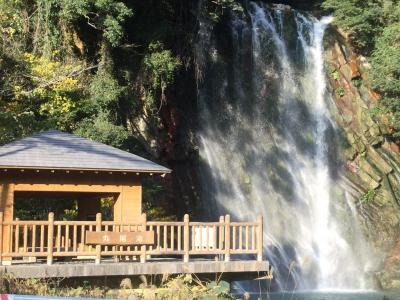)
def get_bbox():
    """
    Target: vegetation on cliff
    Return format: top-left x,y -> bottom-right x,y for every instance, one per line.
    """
322,0 -> 400,141
0,0 -> 198,216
